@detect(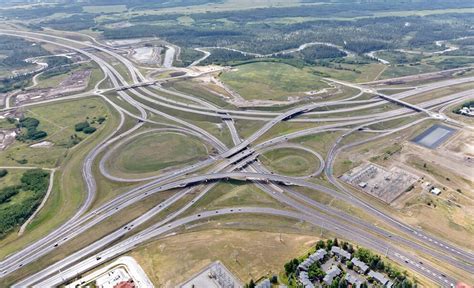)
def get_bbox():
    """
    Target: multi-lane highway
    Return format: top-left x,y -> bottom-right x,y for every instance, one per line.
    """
0,29 -> 472,287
